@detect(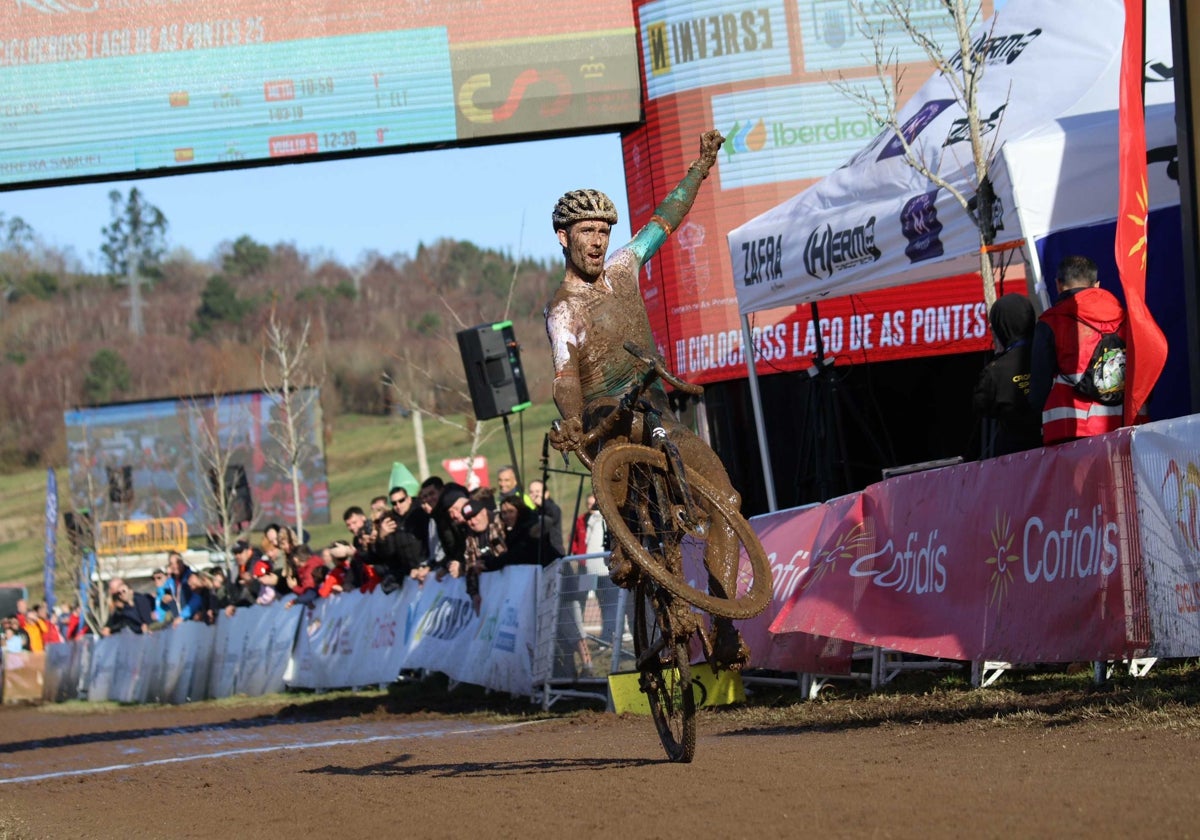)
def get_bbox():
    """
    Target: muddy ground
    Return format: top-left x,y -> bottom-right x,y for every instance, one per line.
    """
0,687 -> 1196,839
